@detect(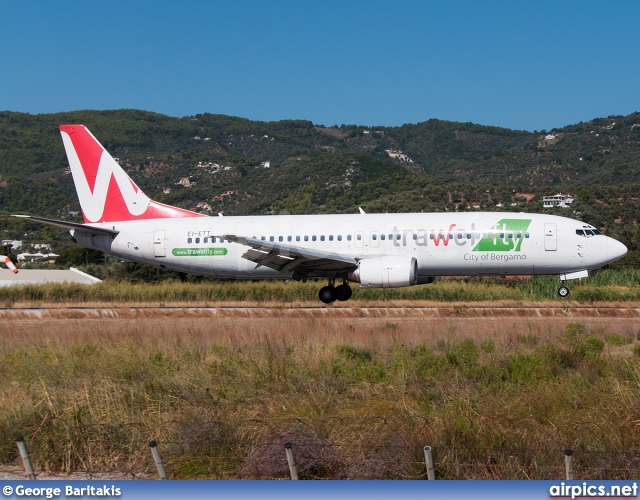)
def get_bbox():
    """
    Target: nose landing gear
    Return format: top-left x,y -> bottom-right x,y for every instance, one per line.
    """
558,281 -> 570,298
319,280 -> 353,304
